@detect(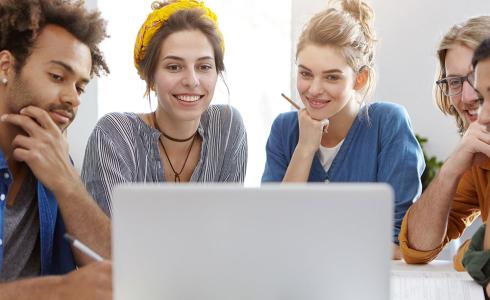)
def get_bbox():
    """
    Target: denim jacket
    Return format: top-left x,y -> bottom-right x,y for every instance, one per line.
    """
262,102 -> 425,244
0,150 -> 75,275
